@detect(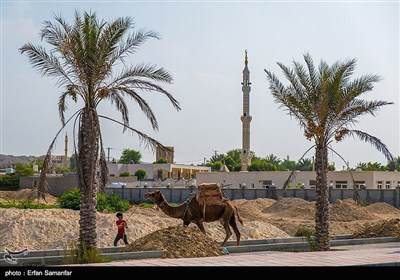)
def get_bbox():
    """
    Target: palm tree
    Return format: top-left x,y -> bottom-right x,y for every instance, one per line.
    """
20,11 -> 180,250
265,53 -> 393,250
